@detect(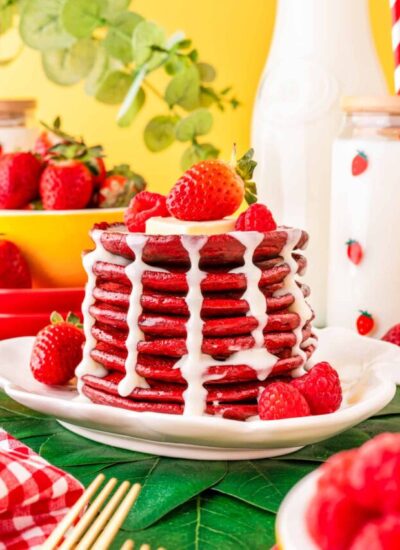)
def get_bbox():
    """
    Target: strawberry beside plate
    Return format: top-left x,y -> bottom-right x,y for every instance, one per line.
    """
0,327 -> 399,460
